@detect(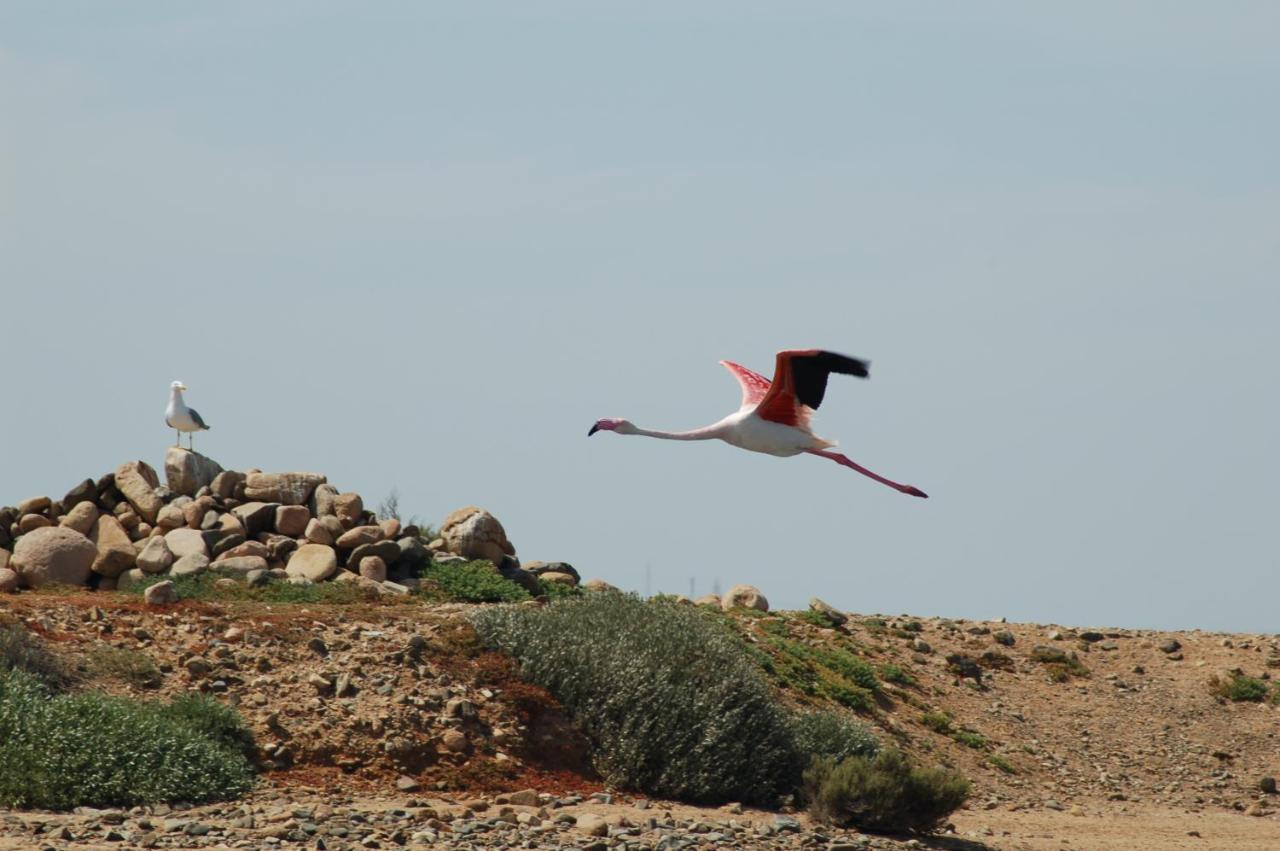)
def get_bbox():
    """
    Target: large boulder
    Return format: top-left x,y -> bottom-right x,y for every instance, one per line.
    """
165,528 -> 209,560
59,501 -> 99,536
89,515 -> 137,578
12,526 -> 96,587
209,470 -> 245,499
275,505 -> 310,537
334,492 -> 363,526
62,479 -> 97,509
231,501 -> 276,537
164,448 -> 224,497
439,506 -> 515,564
0,567 -> 18,593
243,472 -> 326,506
136,536 -> 175,574
286,544 -> 338,582
114,461 -> 163,524
310,483 -> 339,518
721,584 -> 769,612
336,525 -> 383,549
